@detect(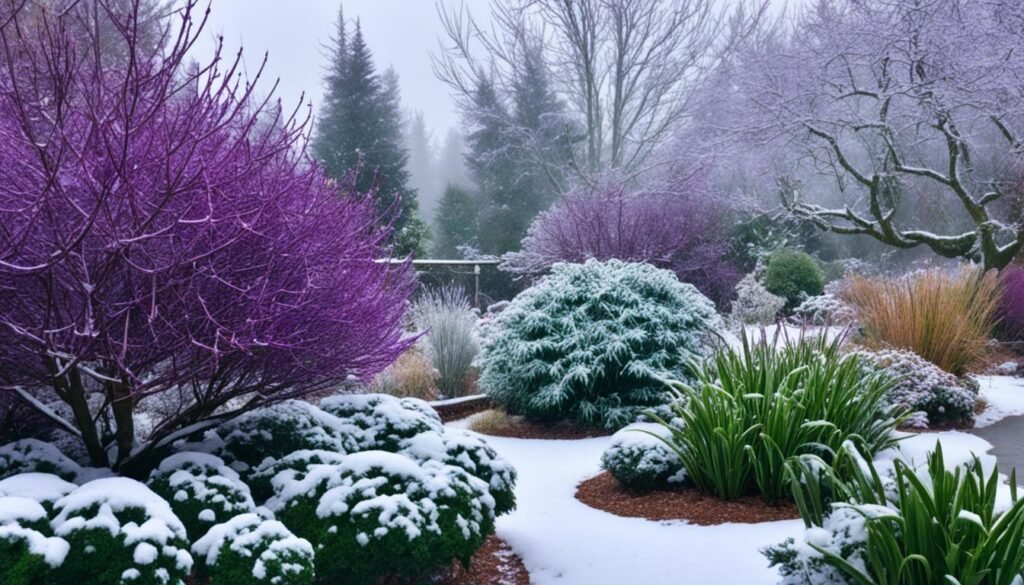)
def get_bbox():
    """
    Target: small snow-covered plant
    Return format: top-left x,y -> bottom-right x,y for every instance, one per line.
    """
192,513 -> 315,585
480,259 -> 720,429
0,473 -> 77,513
319,393 -> 442,452
401,430 -> 518,516
147,452 -> 256,540
203,400 -> 360,471
0,439 -> 82,482
0,496 -> 70,585
791,293 -> 856,325
268,451 -> 496,584
601,423 -> 685,491
412,285 -> 480,398
853,347 -> 977,428
769,443 -> 1024,585
246,450 -> 348,504
50,478 -> 193,585
730,273 -> 786,325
